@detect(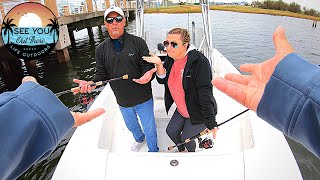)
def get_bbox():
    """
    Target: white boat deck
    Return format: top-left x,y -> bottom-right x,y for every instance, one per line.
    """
102,79 -> 250,154
52,49 -> 302,180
